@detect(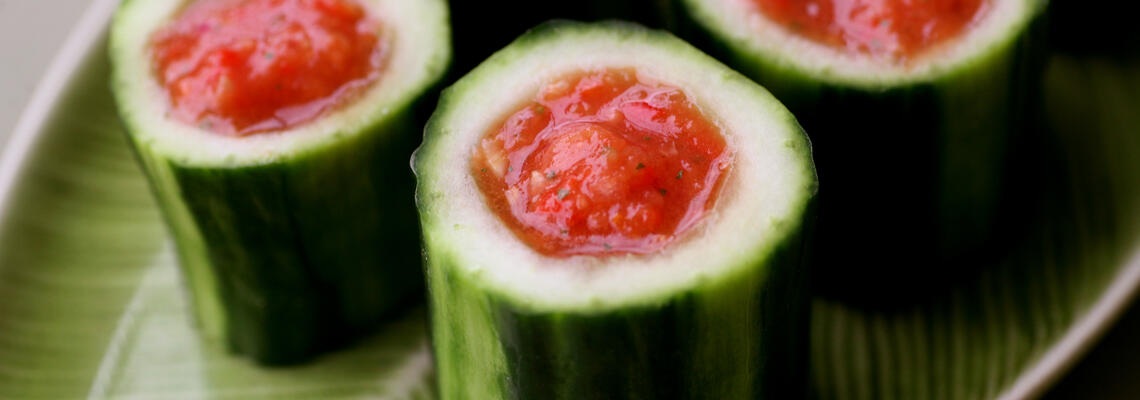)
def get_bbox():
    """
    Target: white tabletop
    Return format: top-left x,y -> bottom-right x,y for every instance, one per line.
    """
0,0 -> 91,151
